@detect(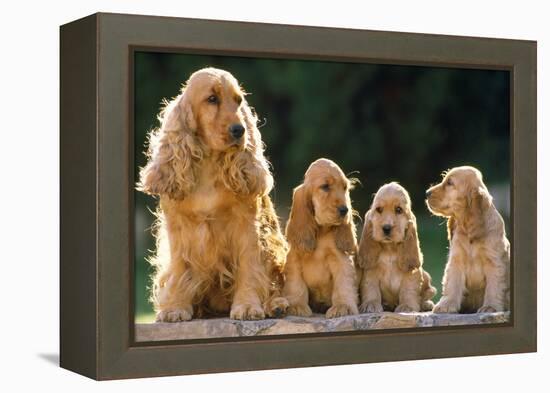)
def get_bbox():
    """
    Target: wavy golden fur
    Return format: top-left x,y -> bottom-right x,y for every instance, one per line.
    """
426,166 -> 510,313
357,182 -> 436,312
283,159 -> 359,318
138,68 -> 288,321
